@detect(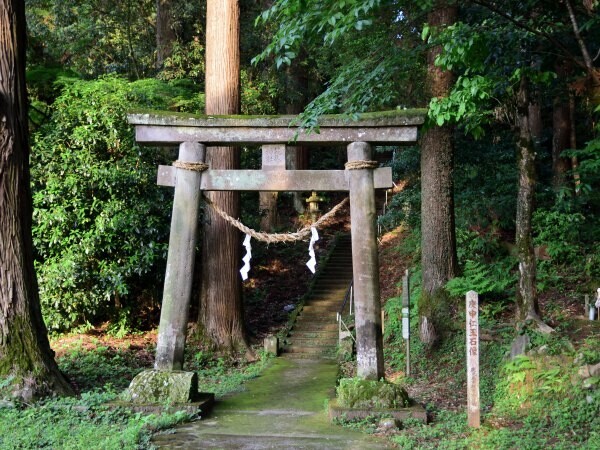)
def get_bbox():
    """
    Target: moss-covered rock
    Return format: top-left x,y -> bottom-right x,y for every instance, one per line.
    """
121,370 -> 199,404
336,378 -> 410,409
